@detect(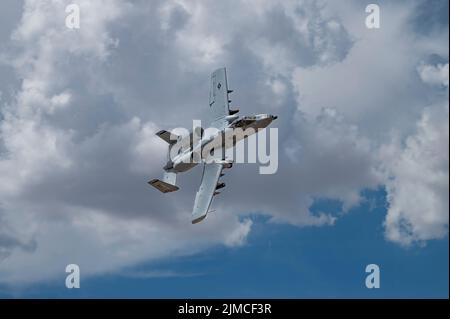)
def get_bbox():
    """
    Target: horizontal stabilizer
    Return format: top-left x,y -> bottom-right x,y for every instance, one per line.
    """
148,179 -> 179,193
156,130 -> 179,144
